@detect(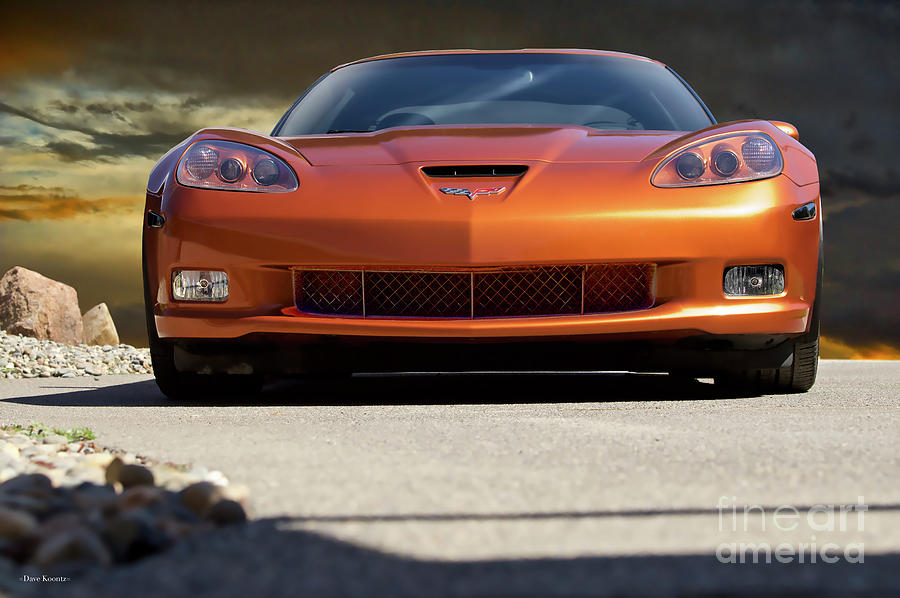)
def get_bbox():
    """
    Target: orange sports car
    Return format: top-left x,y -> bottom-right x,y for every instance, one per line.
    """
143,49 -> 821,399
